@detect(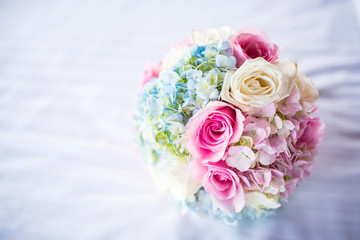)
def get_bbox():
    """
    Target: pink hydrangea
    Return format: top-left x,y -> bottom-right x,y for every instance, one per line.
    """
243,116 -> 271,145
247,168 -> 285,195
225,145 -> 256,172
277,88 -> 302,116
296,117 -> 325,151
247,103 -> 276,118
276,149 -> 314,201
281,178 -> 299,201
